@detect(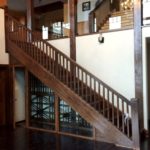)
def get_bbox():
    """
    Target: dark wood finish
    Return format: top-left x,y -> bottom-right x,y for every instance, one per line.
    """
34,2 -> 63,14
0,127 -> 132,150
55,95 -> 59,132
7,39 -> 133,147
134,0 -> 143,131
131,98 -> 140,150
9,55 -> 23,66
12,66 -> 16,129
5,14 -> 140,148
69,0 -> 77,61
26,0 -> 34,30
25,69 -> 29,127
0,65 -> 13,127
89,11 -> 95,33
0,67 -> 7,125
91,0 -> 110,31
